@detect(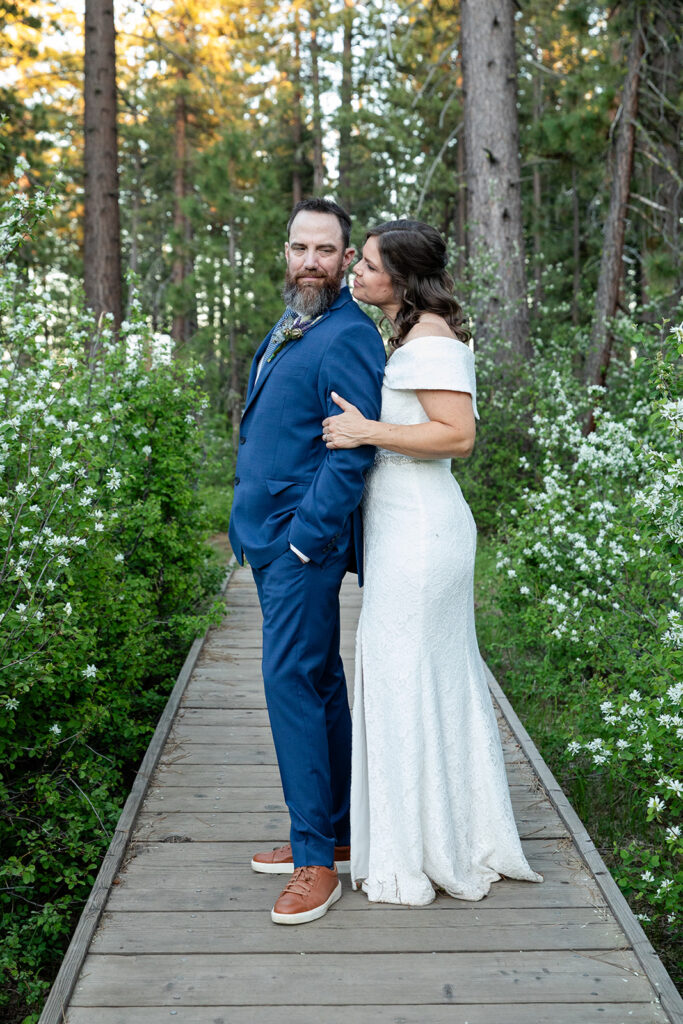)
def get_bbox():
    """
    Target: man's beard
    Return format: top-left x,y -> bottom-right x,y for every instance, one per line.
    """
283,260 -> 345,316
